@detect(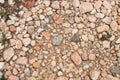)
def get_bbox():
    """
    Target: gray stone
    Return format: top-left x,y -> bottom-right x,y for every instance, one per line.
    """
109,65 -> 120,74
52,35 -> 63,46
71,34 -> 80,43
